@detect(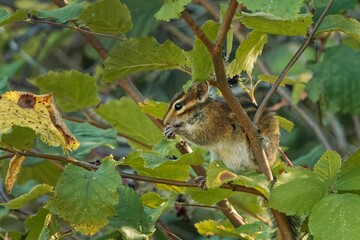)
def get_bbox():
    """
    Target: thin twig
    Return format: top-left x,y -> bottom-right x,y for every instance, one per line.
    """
278,147 -> 293,167
254,0 -> 335,125
0,147 -> 266,198
194,0 -> 220,20
163,23 -> 193,47
175,201 -> 228,210
213,0 -> 237,51
28,19 -> 126,41
255,60 -> 334,150
277,88 -> 334,150
327,113 -> 348,155
0,154 -> 13,160
0,147 -> 95,171
181,10 -> 214,52
156,221 -> 182,240
352,116 -> 360,143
